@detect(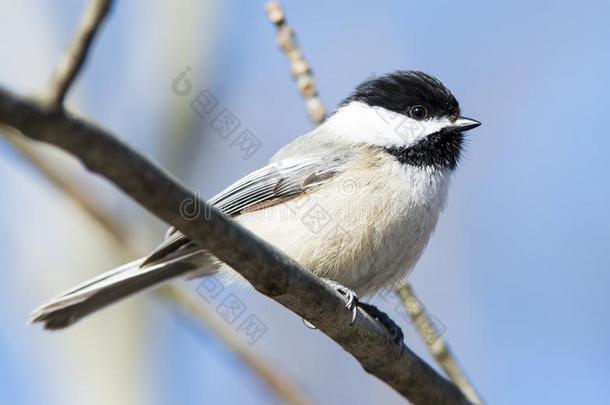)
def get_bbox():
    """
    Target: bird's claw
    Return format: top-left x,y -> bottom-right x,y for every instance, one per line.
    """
303,279 -> 359,328
303,281 -> 404,357
322,278 -> 359,324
